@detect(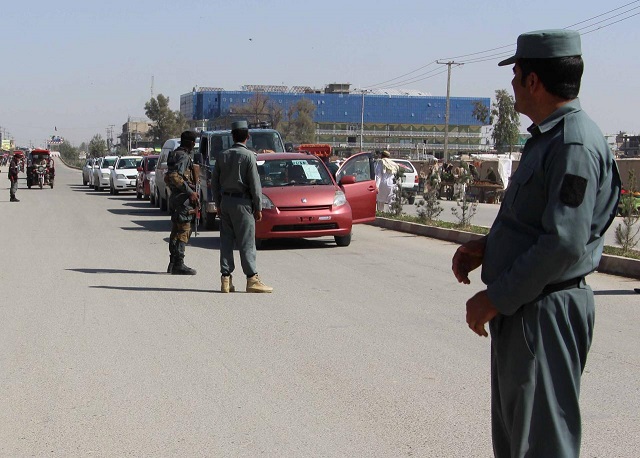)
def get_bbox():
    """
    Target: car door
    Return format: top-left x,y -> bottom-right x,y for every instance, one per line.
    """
336,152 -> 377,223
